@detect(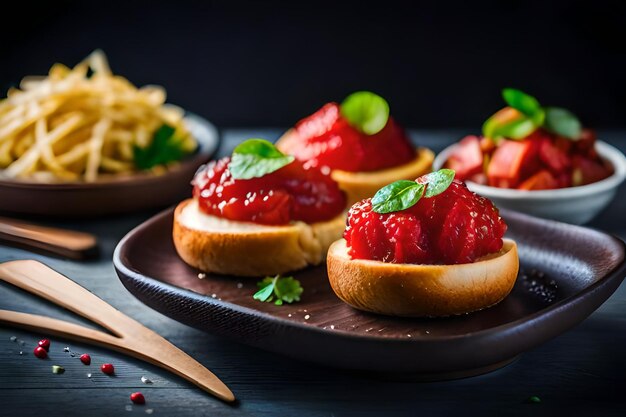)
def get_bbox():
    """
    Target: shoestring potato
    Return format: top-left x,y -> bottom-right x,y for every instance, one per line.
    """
0,51 -> 197,182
